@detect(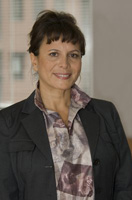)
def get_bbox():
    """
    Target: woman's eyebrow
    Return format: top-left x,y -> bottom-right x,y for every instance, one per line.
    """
48,49 -> 59,52
48,49 -> 80,52
69,50 -> 80,53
